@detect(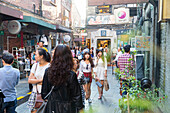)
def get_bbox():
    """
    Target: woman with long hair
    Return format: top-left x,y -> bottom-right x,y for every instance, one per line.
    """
41,44 -> 83,113
79,52 -> 94,103
94,49 -> 107,99
27,48 -> 51,113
